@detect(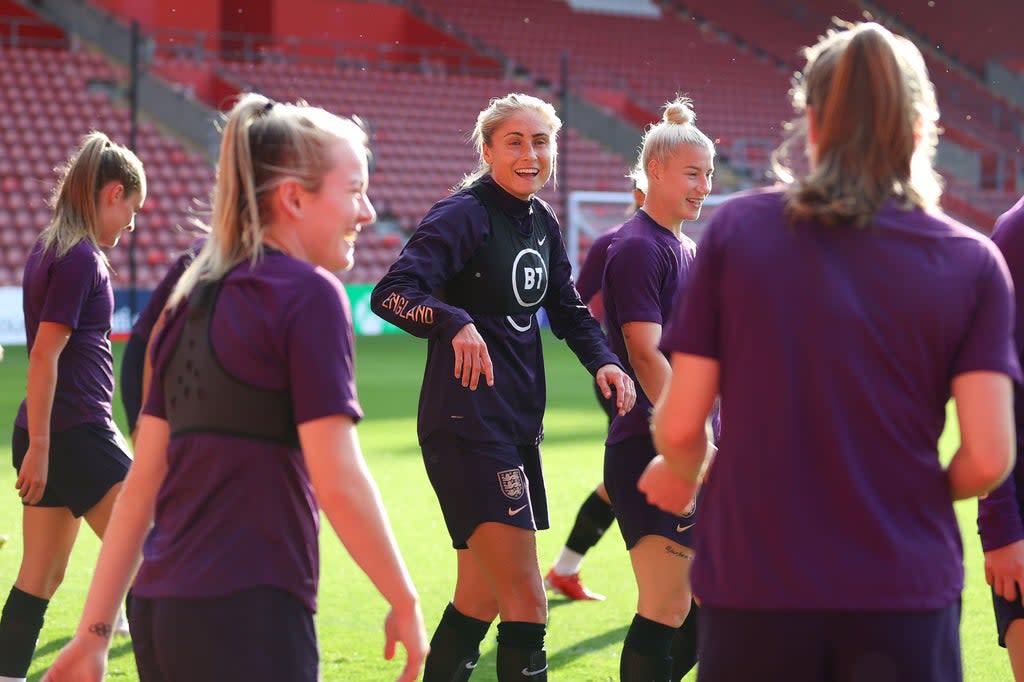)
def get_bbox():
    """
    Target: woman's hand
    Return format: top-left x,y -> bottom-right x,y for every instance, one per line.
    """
42,634 -> 109,682
595,364 -> 636,415
383,601 -> 429,682
16,441 -> 49,505
452,323 -> 494,390
638,455 -> 700,516
985,539 -> 1024,605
